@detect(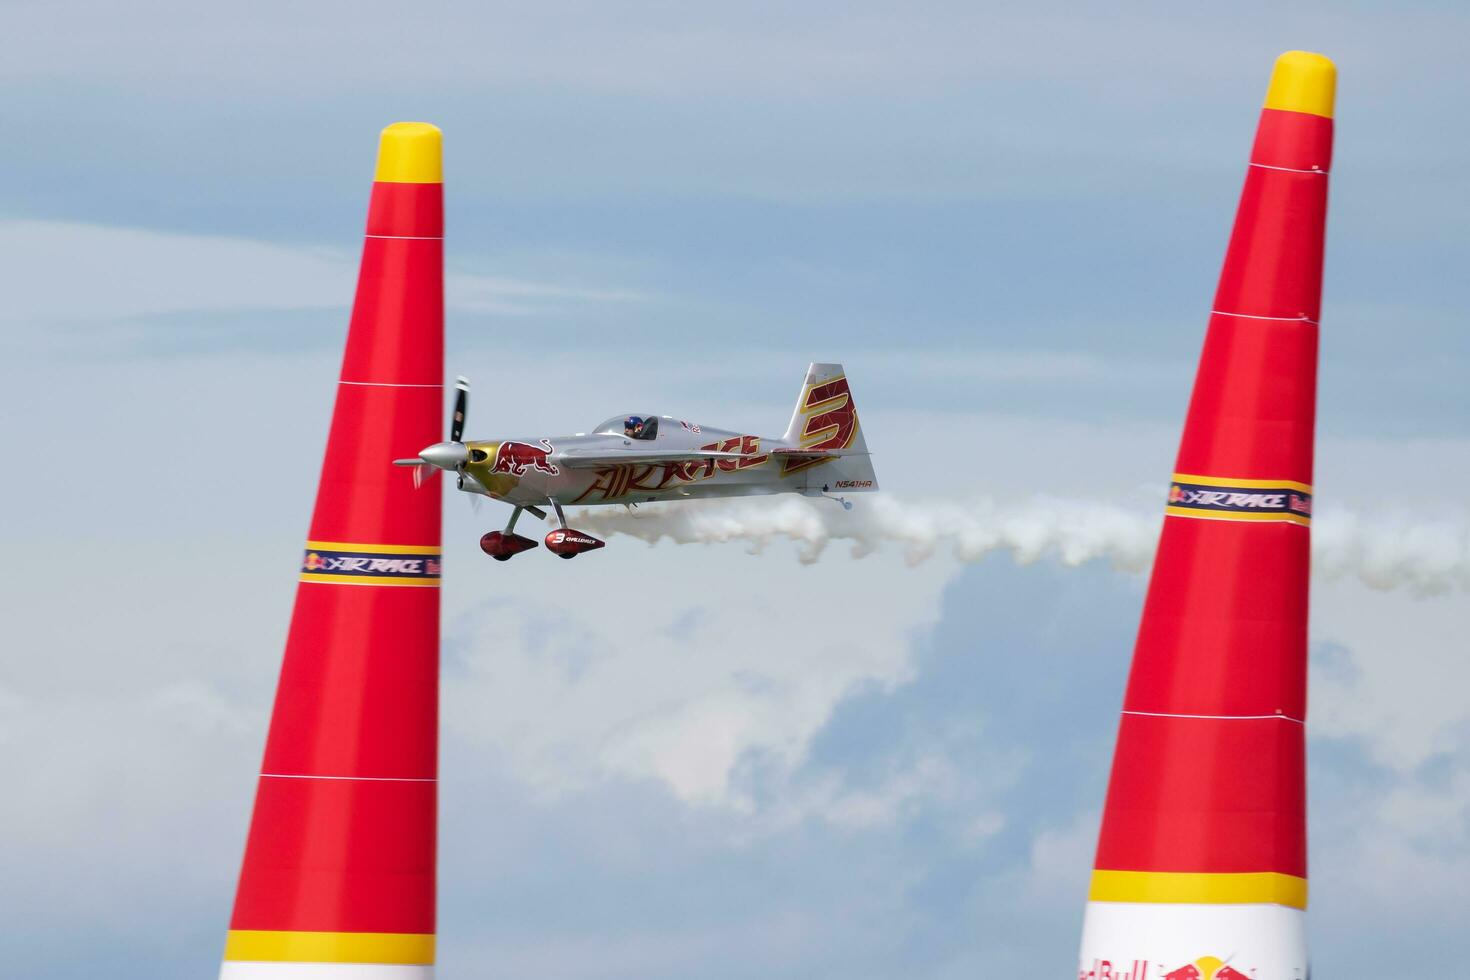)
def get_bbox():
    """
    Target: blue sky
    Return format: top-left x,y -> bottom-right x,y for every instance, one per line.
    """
1,2 -> 1467,977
